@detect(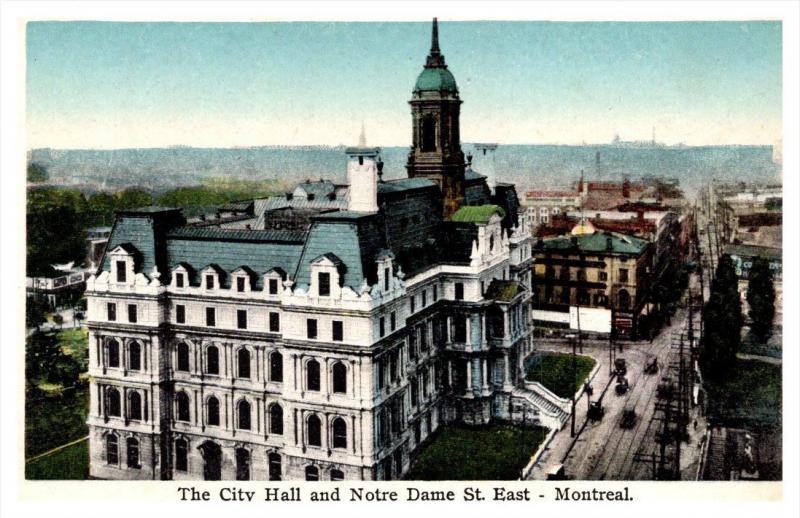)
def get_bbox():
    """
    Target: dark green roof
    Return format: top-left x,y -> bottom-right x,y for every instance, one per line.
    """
484,279 -> 525,302
414,66 -> 458,93
450,205 -> 506,224
538,231 -> 649,255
